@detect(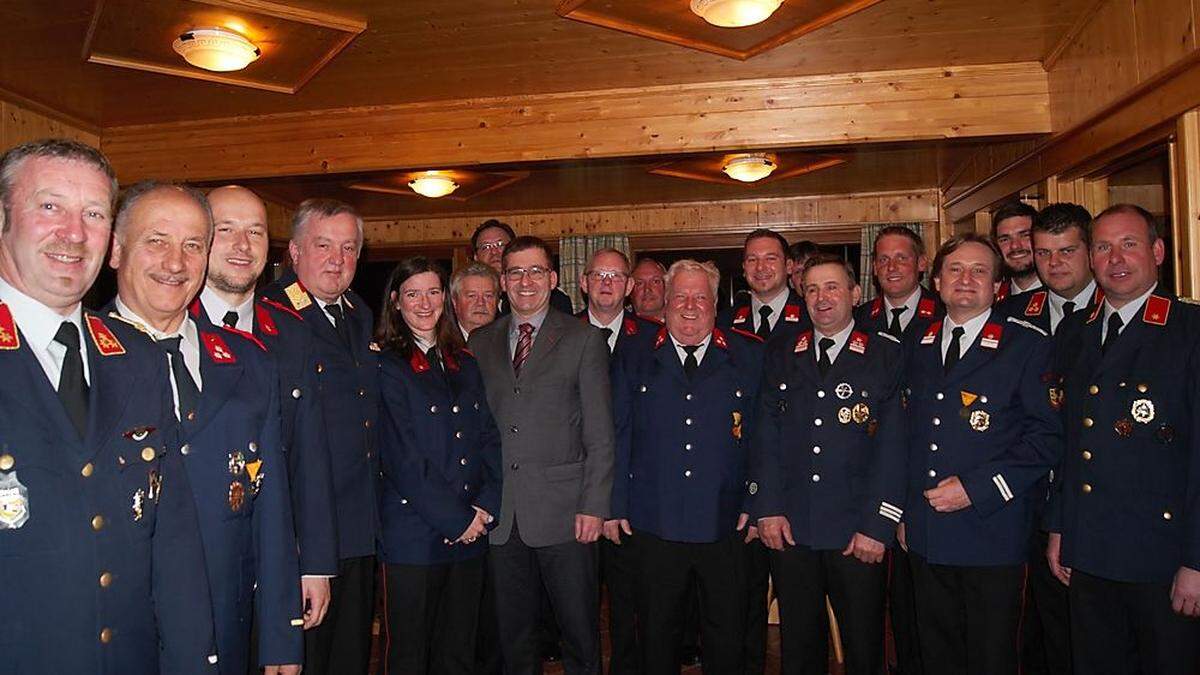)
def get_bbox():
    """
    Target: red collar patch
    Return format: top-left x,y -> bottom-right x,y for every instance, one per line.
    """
201,332 -> 236,364
1091,286 -> 1105,307
1143,294 -> 1171,326
409,349 -> 431,373
1086,302 -> 1103,323
980,322 -> 1003,349
917,297 -> 936,318
848,331 -> 869,354
732,305 -> 750,325
794,330 -> 812,353
0,303 -> 19,350
869,298 -> 882,319
86,315 -> 125,356
255,304 -> 278,336
623,316 -> 639,336
995,280 -> 1011,302
920,321 -> 941,345
654,326 -> 668,349
783,304 -> 802,323
712,328 -> 729,350
1025,291 -> 1047,317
